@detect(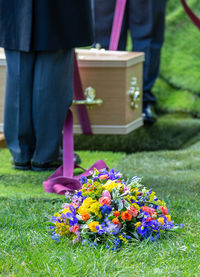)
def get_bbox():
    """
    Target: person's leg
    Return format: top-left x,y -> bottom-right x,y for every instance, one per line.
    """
93,0 -> 128,50
31,49 -> 74,165
129,0 -> 166,104
4,49 -> 35,167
